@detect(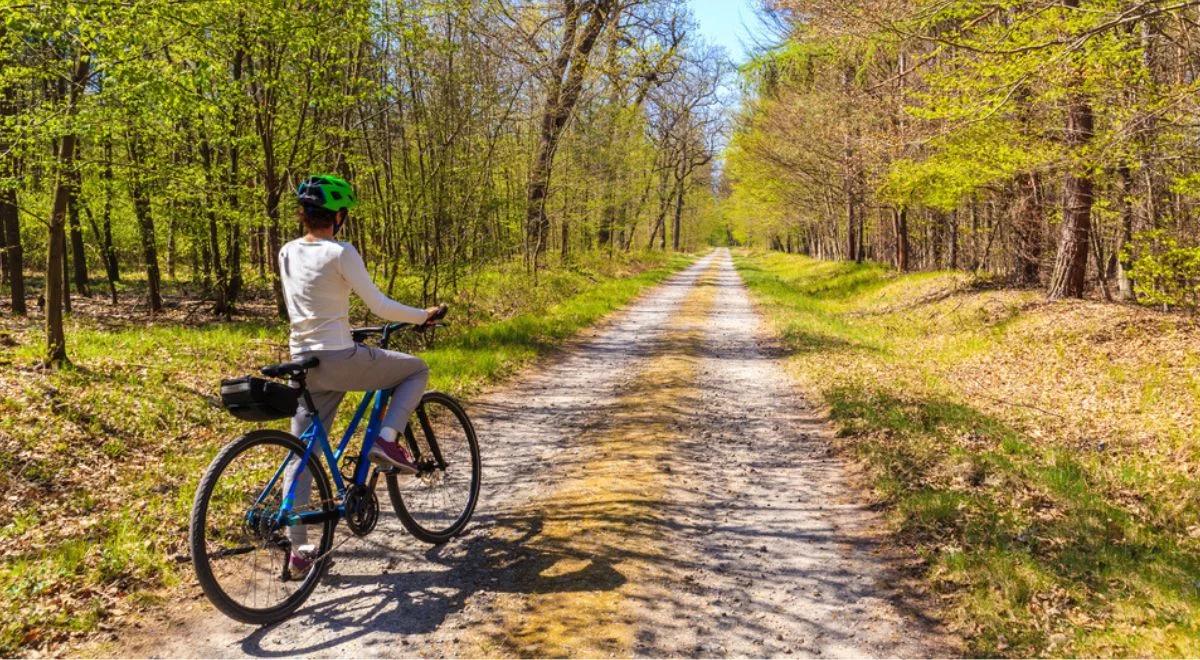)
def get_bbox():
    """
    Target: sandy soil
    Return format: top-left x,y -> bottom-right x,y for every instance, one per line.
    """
114,249 -> 952,658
